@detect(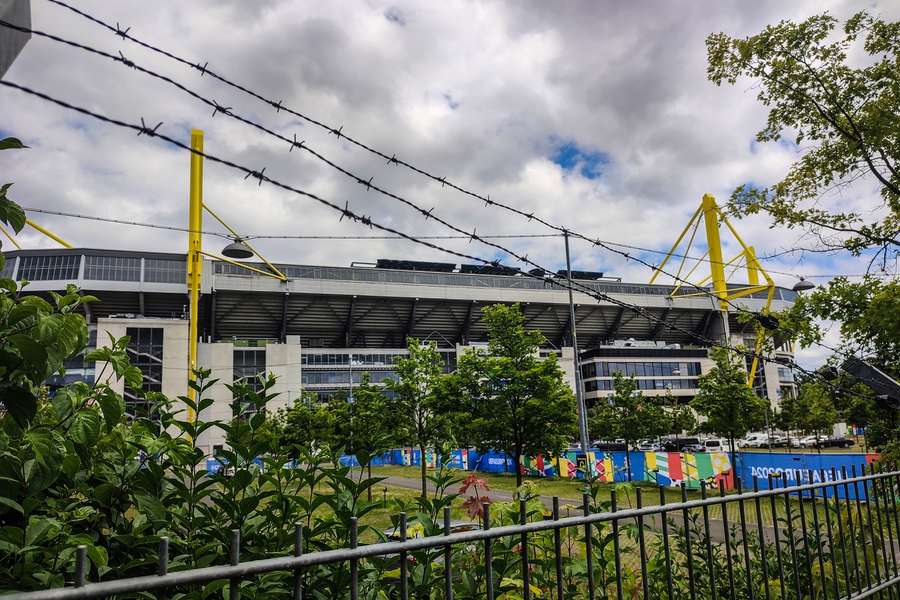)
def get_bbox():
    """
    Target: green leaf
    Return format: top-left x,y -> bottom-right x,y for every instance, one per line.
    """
1,384 -> 37,427
0,496 -> 24,514
51,389 -> 73,420
71,410 -> 101,446
0,137 -> 28,150
0,196 -> 26,233
9,333 -> 48,367
97,388 -> 124,431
